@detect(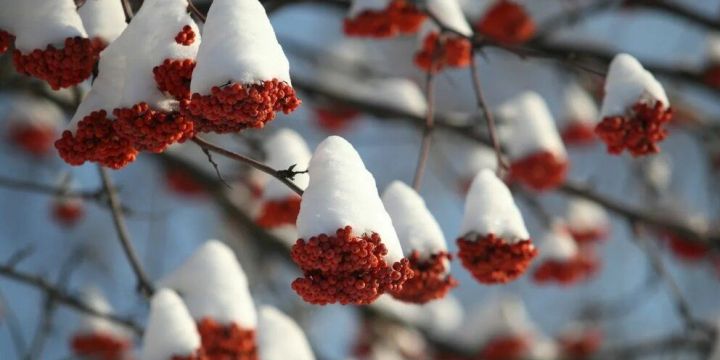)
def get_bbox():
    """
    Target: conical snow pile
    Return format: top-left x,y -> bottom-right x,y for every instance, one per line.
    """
6,0 -> 101,89
110,0 -> 200,154
595,53 -> 672,156
291,136 -> 413,305
414,0 -> 473,73
161,240 -> 258,359
532,223 -> 599,285
382,181 -> 458,304
500,92 -> 568,191
78,0 -> 127,49
473,0 -> 535,45
344,0 -> 427,38
456,169 -> 536,284
182,0 -> 300,134
257,306 -> 315,360
255,129 -> 311,229
560,83 -> 600,146
141,289 -> 206,360
4,95 -> 63,157
565,198 -> 609,245
70,288 -> 132,360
